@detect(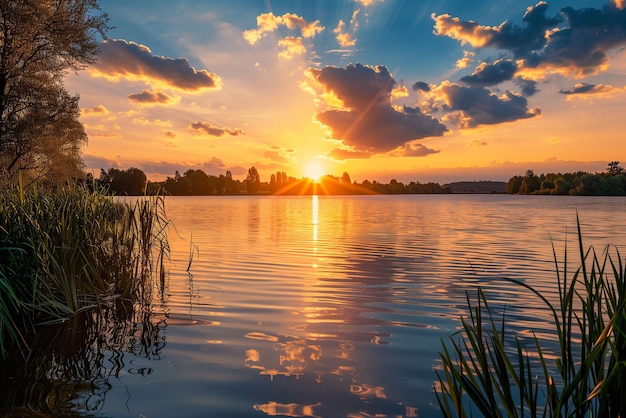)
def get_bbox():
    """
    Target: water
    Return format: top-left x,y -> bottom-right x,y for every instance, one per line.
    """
5,194 -> 626,417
